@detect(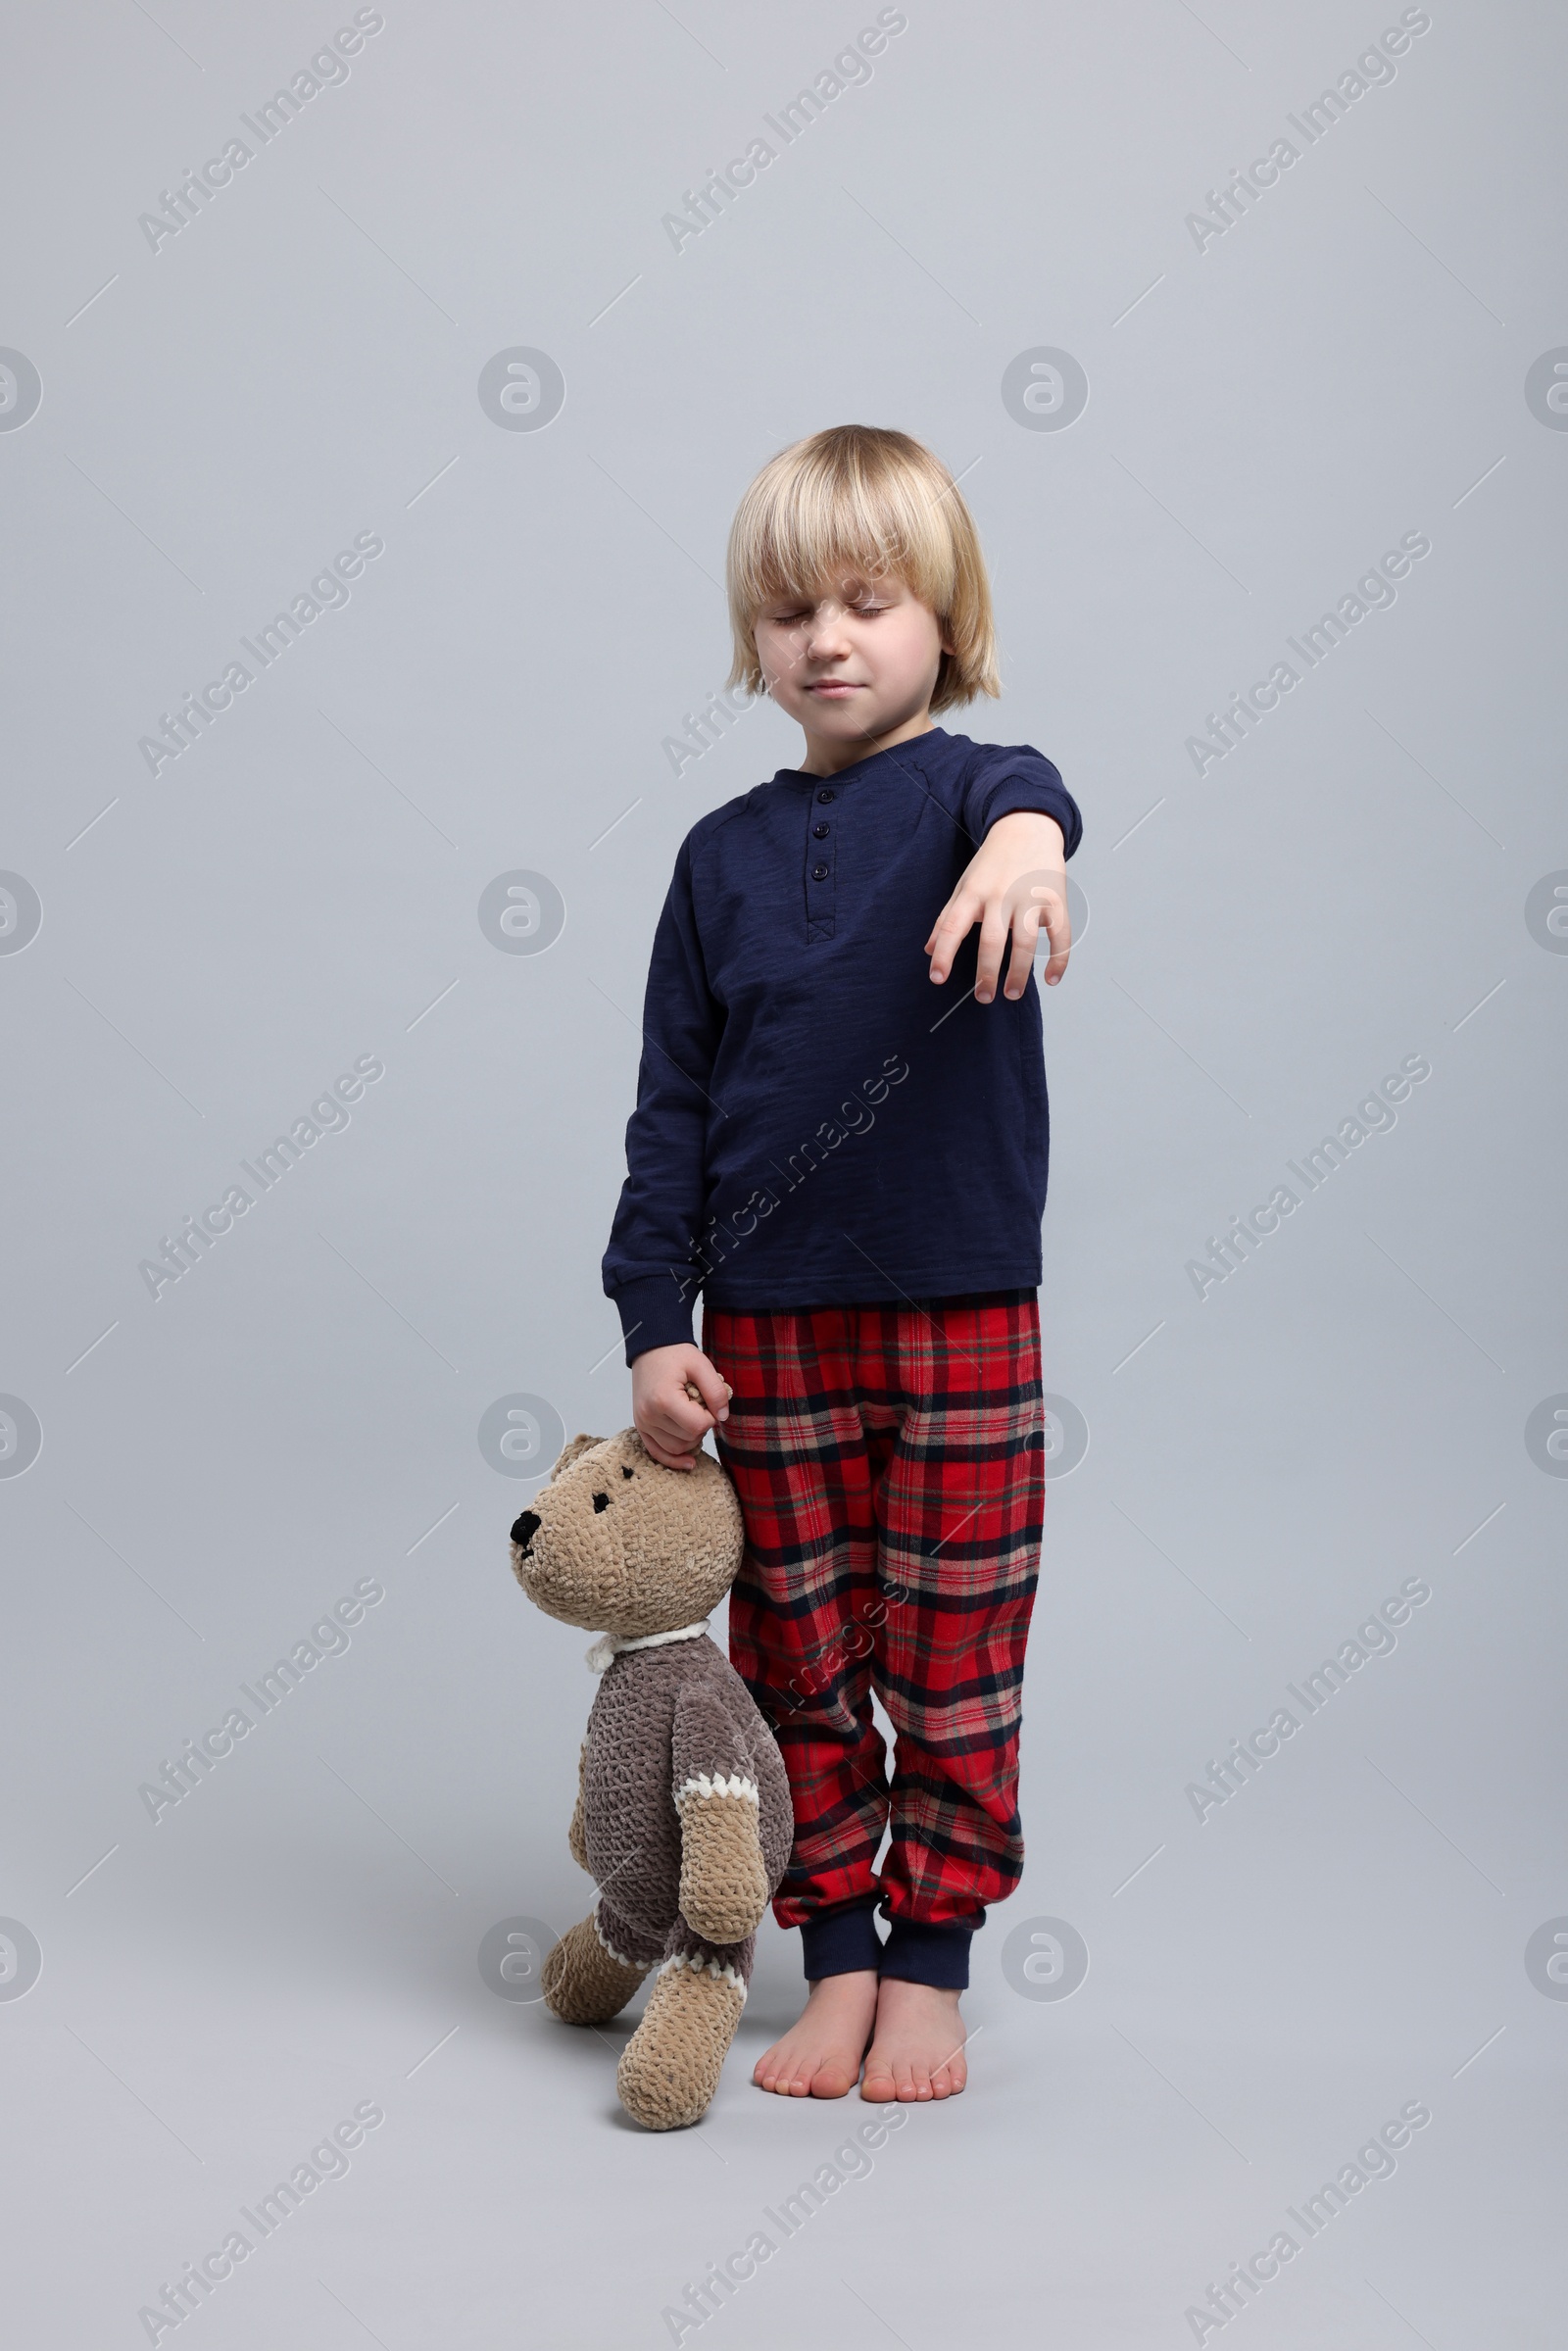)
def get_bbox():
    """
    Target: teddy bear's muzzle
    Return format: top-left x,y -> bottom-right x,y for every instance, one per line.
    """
510,1509 -> 541,1557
